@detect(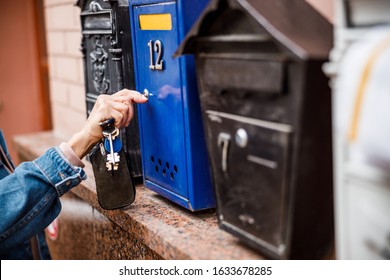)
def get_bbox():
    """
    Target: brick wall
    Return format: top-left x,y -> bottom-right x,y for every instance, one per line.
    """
44,0 -> 85,138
